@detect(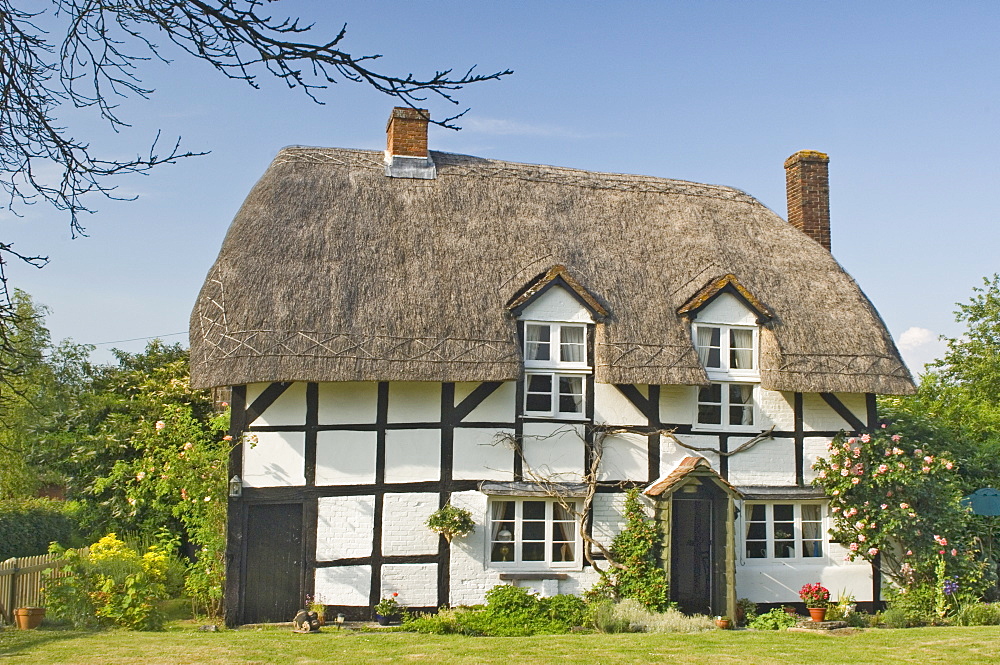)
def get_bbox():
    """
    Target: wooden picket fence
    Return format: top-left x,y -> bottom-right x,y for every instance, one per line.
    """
0,552 -> 71,624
